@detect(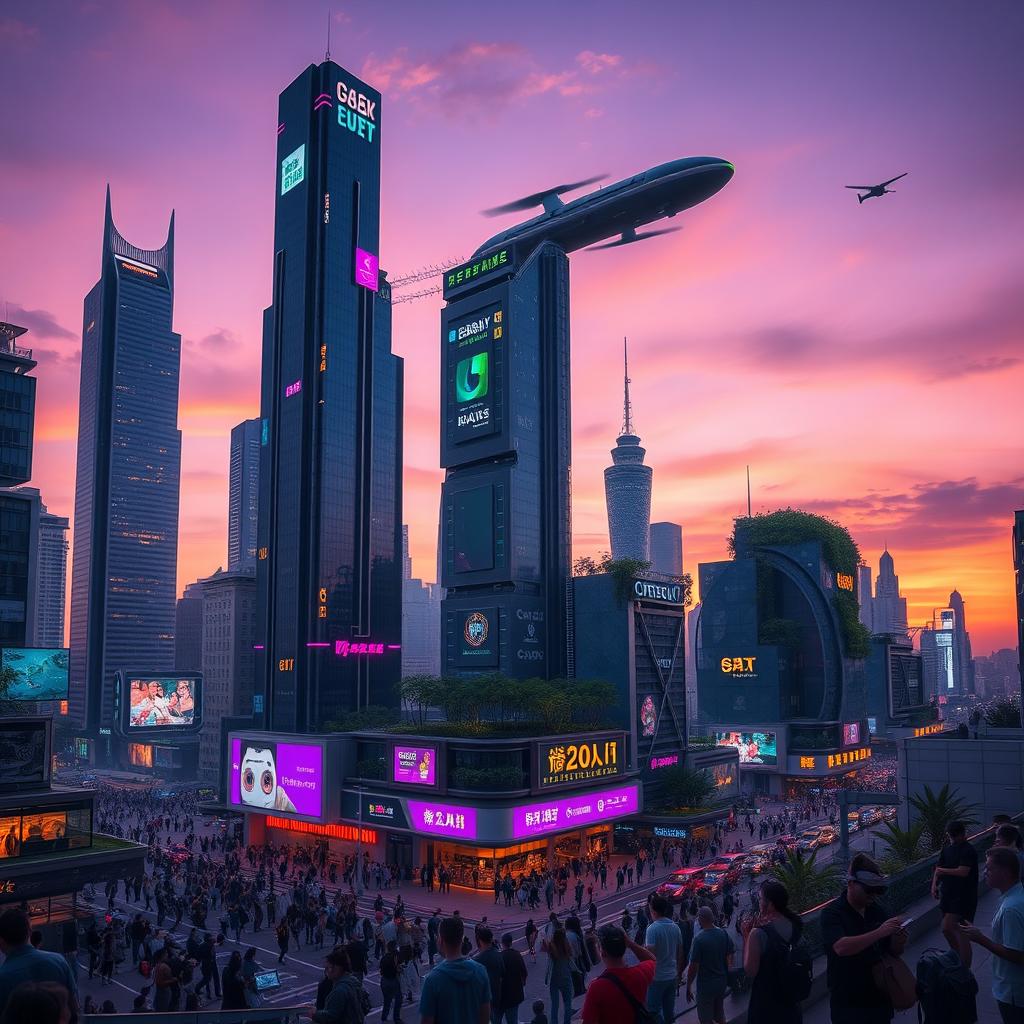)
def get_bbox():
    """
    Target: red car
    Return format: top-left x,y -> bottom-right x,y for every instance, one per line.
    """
655,867 -> 706,903
167,843 -> 191,865
701,859 -> 743,894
